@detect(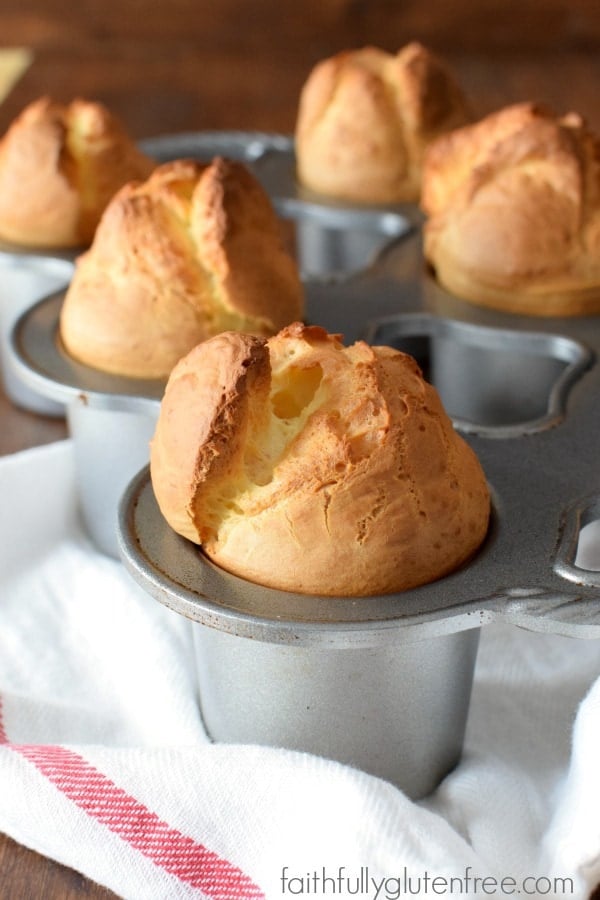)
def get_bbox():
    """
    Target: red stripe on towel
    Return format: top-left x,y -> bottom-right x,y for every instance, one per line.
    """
0,699 -> 264,899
